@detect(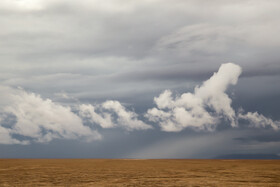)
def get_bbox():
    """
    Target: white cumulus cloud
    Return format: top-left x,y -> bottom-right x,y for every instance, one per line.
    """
0,86 -> 101,144
0,85 -> 152,145
239,111 -> 280,130
146,63 -> 279,132
79,100 -> 152,131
